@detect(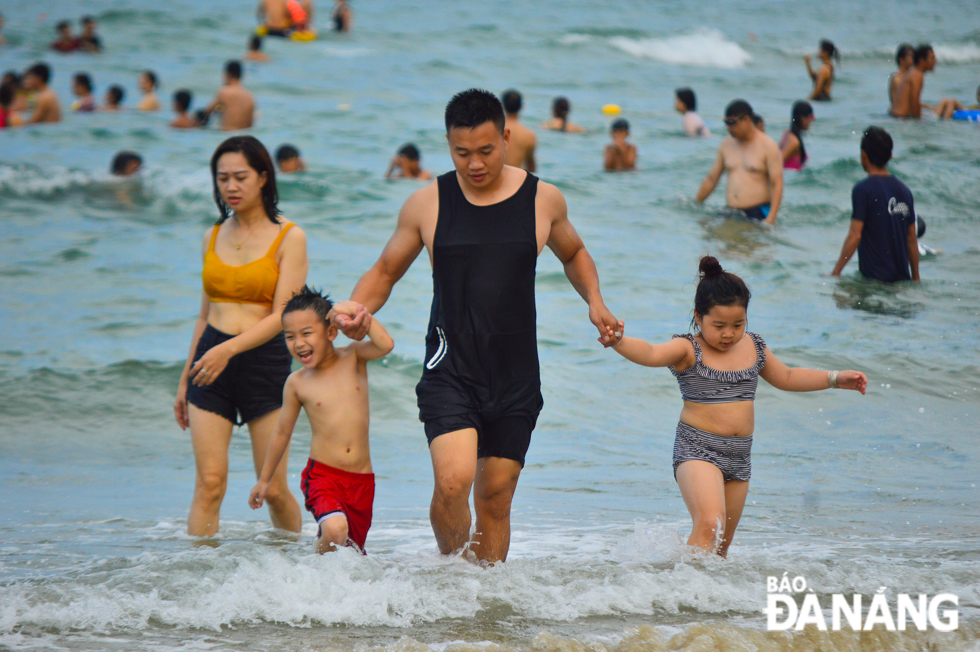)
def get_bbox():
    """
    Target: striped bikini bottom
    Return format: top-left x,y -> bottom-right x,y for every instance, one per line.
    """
672,422 -> 753,483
